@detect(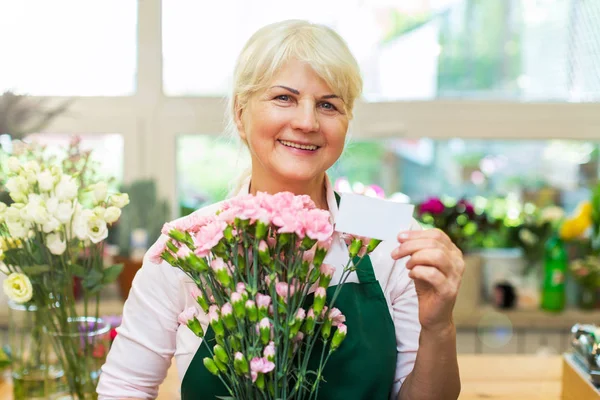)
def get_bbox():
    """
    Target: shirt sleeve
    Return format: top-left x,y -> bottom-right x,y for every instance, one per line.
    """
389,219 -> 422,399
97,237 -> 184,399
